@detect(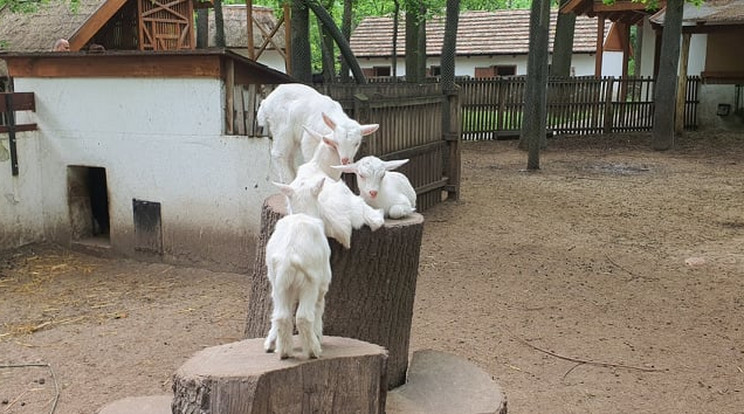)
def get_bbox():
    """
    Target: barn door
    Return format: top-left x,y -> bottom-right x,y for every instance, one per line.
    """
137,0 -> 194,50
